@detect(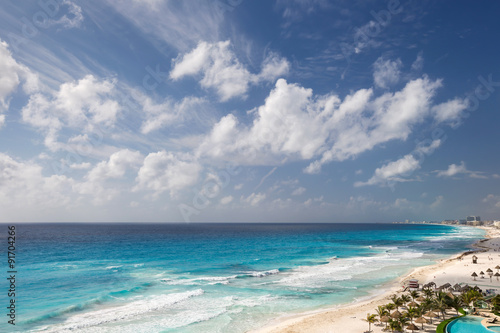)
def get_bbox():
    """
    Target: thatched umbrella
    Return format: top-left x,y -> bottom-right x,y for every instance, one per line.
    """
380,315 -> 390,329
453,283 -> 461,289
415,316 -> 429,330
495,272 -> 500,281
424,311 -> 438,324
495,265 -> 500,273
391,310 -> 402,318
416,296 -> 425,302
472,272 -> 478,280
487,268 -> 494,281
407,323 -> 420,332
480,271 -> 485,278
446,291 -> 455,299
408,301 -> 418,307
442,283 -> 451,289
